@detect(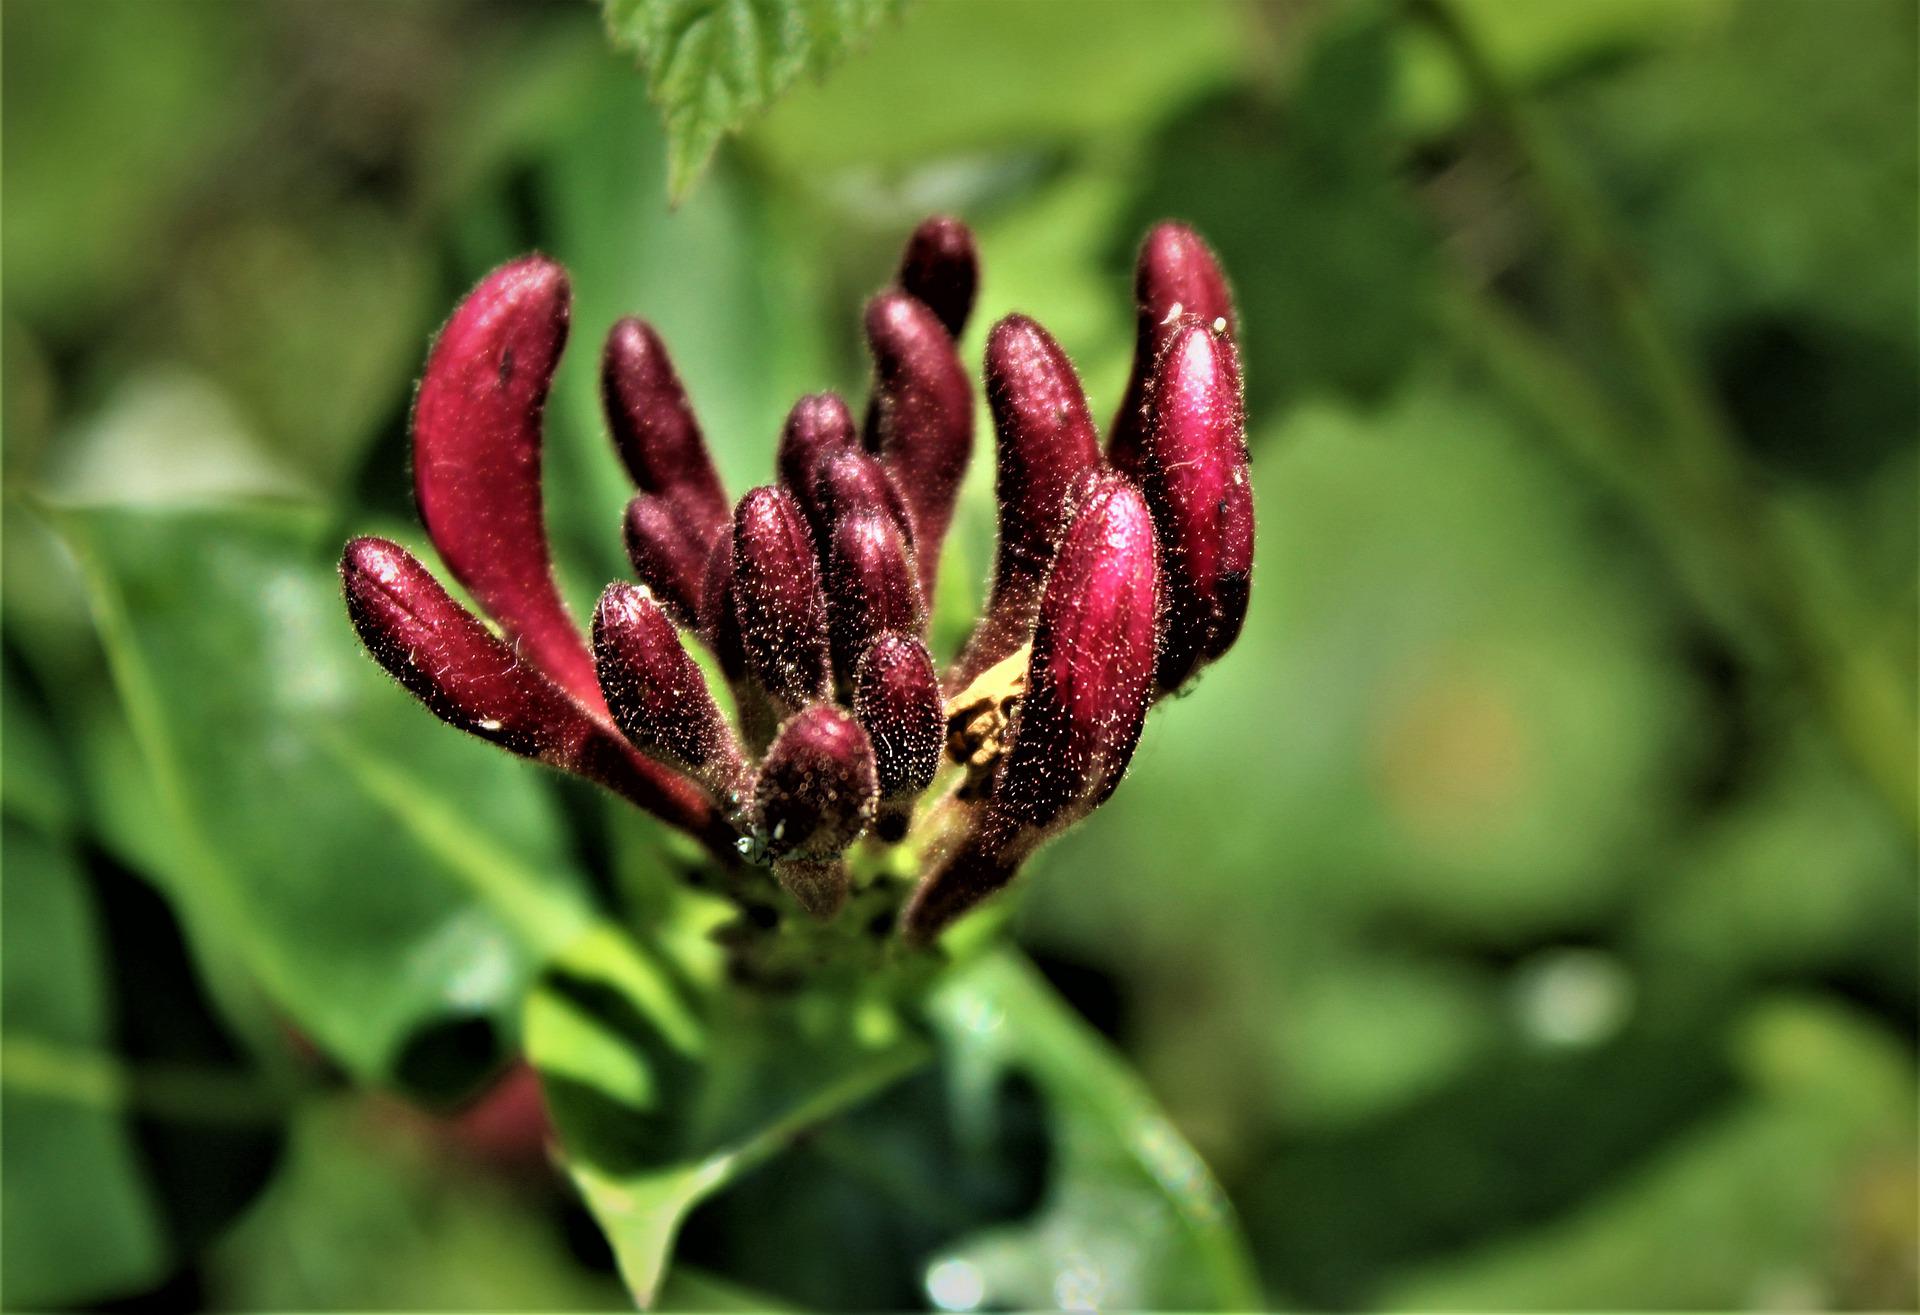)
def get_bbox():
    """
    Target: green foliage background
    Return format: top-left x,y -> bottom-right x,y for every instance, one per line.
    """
2,0 -> 1915,1309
